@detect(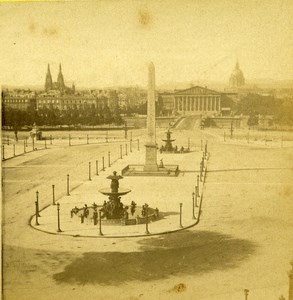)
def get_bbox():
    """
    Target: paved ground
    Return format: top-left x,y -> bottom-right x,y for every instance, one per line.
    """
2,126 -> 293,300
